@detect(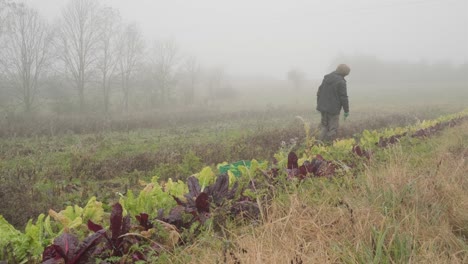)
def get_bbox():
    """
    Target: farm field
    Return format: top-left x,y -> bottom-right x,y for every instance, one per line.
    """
1,0 -> 468,263
1,101 -> 464,229
174,115 -> 468,264
0,101 -> 467,263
